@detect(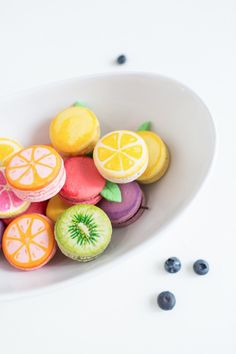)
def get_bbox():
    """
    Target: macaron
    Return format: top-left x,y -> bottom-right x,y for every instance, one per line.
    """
46,194 -> 71,222
97,181 -> 146,227
137,131 -> 169,183
5,145 -> 66,202
2,213 -> 56,271
0,137 -> 23,166
93,130 -> 148,183
60,157 -> 105,205
55,204 -> 112,262
0,167 -> 30,218
0,220 -> 5,248
3,200 -> 48,225
50,105 -> 100,156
